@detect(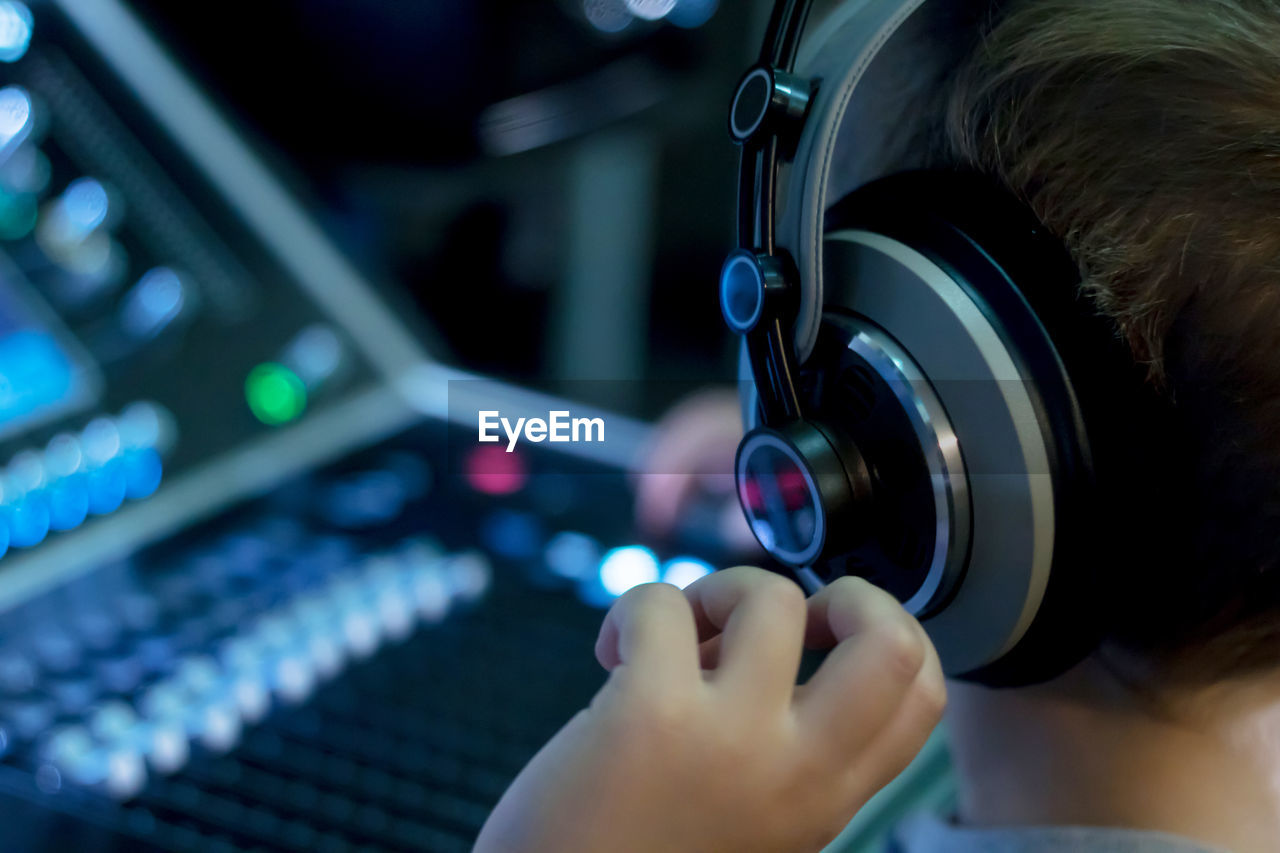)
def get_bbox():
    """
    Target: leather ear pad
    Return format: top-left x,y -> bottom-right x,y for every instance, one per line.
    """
826,171 -> 1160,686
